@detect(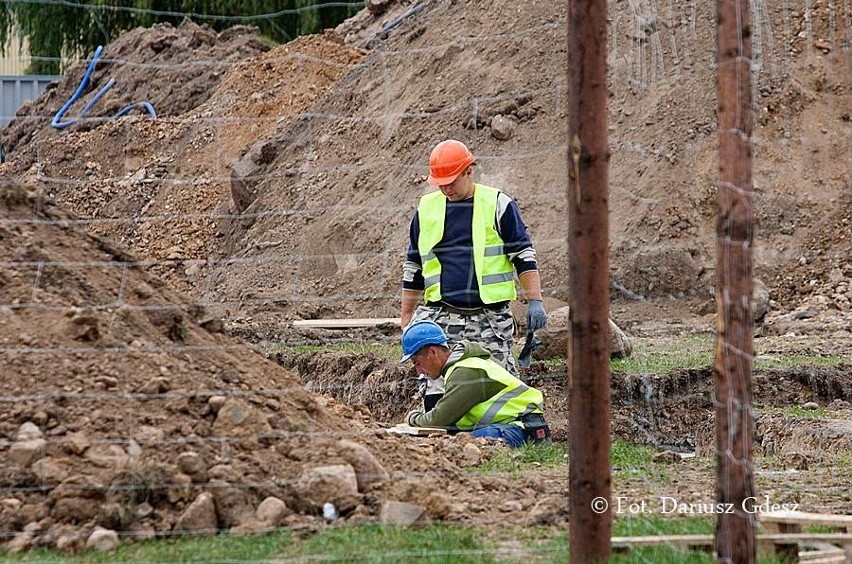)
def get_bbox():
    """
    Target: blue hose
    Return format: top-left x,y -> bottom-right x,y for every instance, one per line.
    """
51,45 -> 156,129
